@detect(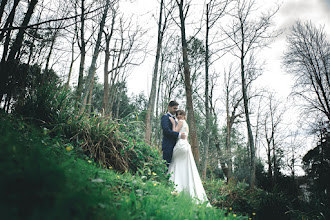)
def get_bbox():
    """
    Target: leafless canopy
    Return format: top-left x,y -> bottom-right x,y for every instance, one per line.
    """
283,20 -> 330,122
